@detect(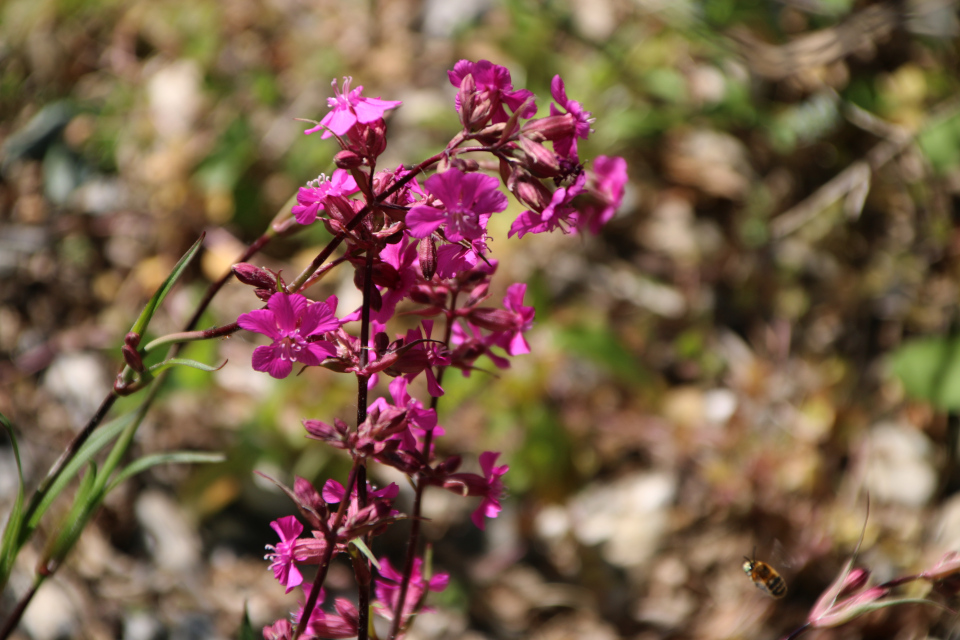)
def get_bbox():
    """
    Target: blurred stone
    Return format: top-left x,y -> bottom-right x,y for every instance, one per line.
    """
123,611 -> 164,640
689,64 -> 726,105
862,421 -> 936,507
135,490 -> 201,573
70,177 -> 129,215
569,471 -> 676,568
571,0 -> 617,40
663,129 -> 753,200
43,352 -> 110,428
21,581 -> 76,640
641,192 -> 699,263
703,388 -> 738,424
147,59 -> 204,141
935,492 -> 960,552
422,0 -> 493,38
